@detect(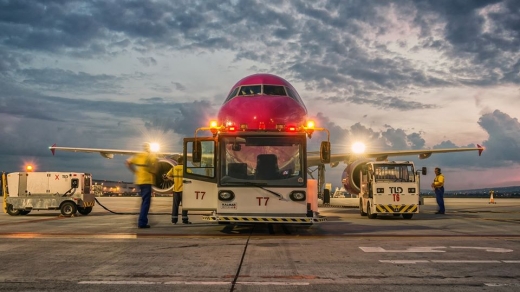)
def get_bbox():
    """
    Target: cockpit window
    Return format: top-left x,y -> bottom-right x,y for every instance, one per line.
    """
263,85 -> 287,96
224,87 -> 239,103
238,85 -> 262,96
